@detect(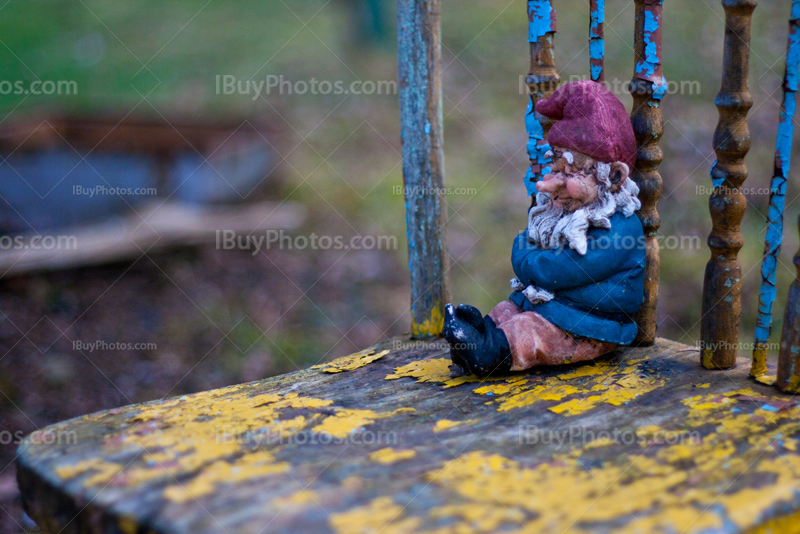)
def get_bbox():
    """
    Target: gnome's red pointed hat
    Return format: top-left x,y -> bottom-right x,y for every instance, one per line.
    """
535,80 -> 637,170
